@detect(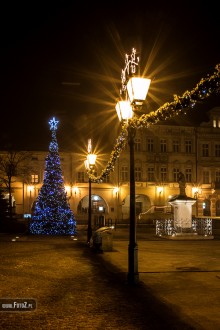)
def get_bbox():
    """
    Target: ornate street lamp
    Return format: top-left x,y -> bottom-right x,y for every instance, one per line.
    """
84,139 -> 97,245
116,48 -> 151,285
